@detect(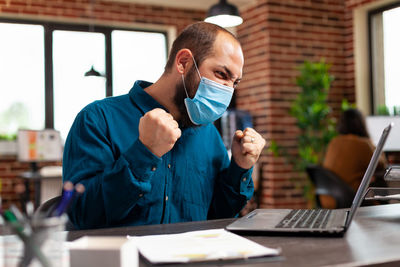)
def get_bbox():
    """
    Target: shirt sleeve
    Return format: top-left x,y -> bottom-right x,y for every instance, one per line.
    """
63,104 -> 161,229
207,128 -> 254,220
